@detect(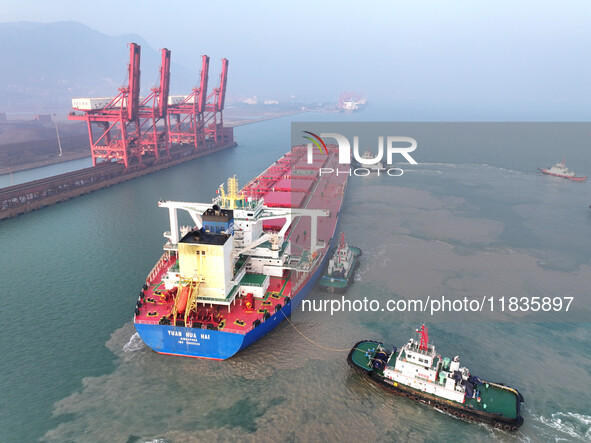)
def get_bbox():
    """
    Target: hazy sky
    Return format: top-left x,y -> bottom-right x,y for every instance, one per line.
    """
2,1 -> 591,116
